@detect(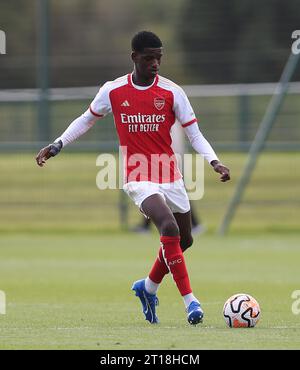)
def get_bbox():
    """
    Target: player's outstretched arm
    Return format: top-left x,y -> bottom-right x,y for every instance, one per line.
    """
36,140 -> 63,167
35,82 -> 111,167
210,160 -> 230,182
35,108 -> 101,167
183,123 -> 230,182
